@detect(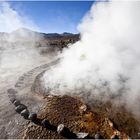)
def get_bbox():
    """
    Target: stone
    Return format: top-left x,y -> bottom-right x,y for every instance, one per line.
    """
57,124 -> 65,134
21,109 -> 29,118
41,119 -> 56,131
112,135 -> 119,139
13,100 -> 21,106
28,113 -> 37,121
57,124 -> 77,139
76,132 -> 89,138
15,104 -> 27,113
95,133 -> 104,139
41,119 -> 50,128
